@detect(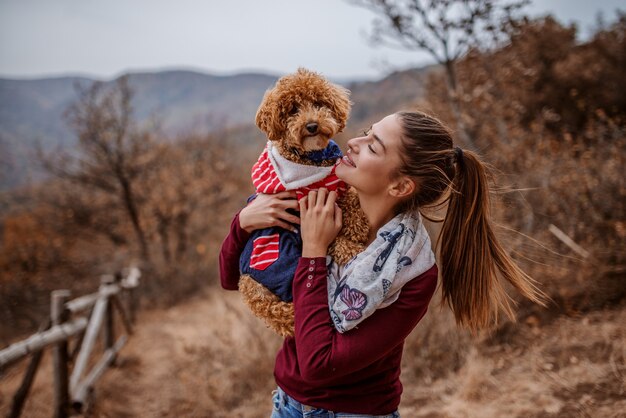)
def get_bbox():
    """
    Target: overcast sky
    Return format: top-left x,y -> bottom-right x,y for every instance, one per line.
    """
0,0 -> 623,80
